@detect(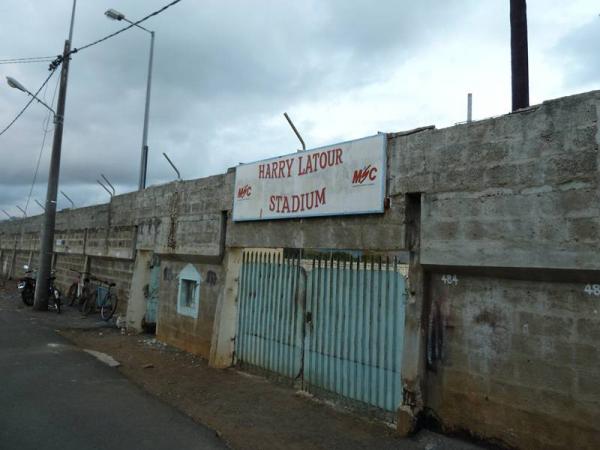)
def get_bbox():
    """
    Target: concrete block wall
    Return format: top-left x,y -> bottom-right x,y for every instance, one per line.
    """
14,251 -> 32,277
389,92 -> 600,271
88,257 -> 134,316
156,259 -> 224,359
0,251 -> 11,277
0,89 -> 598,448
53,253 -> 85,292
425,273 -> 599,449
